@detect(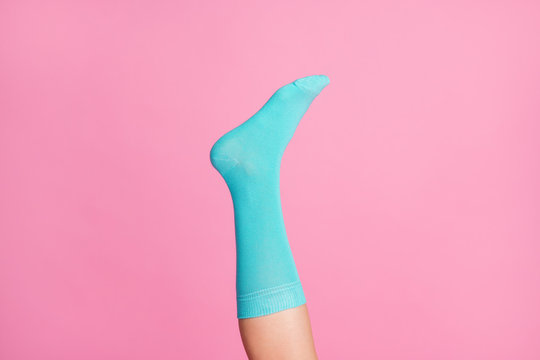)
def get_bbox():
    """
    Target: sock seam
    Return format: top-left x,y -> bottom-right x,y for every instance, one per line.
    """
237,280 -> 302,301
236,280 -> 306,319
